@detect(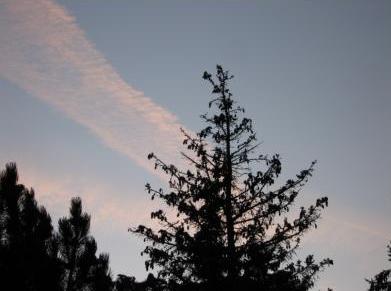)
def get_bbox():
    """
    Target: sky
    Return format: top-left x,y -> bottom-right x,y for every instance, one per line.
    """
0,0 -> 390,290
